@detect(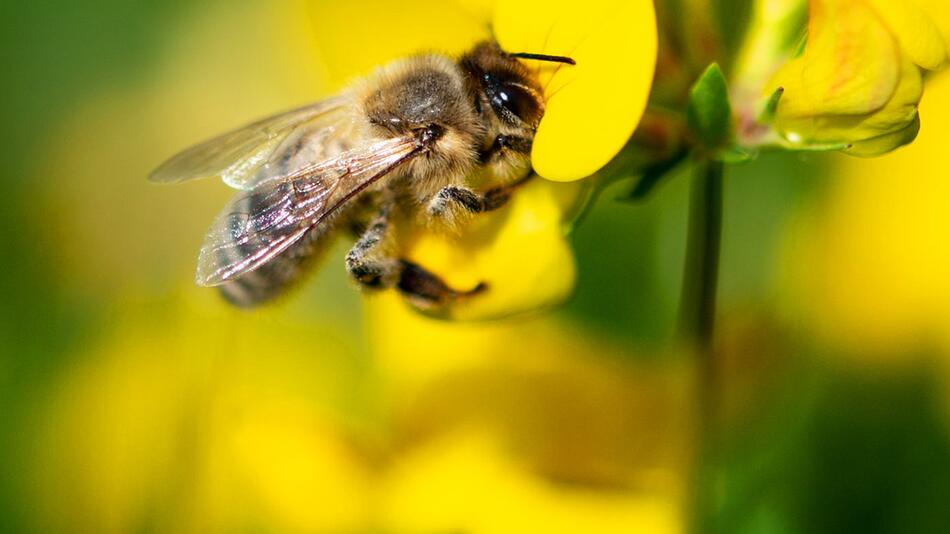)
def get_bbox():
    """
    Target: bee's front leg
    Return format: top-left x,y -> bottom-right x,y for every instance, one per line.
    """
427,173 -> 534,218
479,134 -> 532,164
